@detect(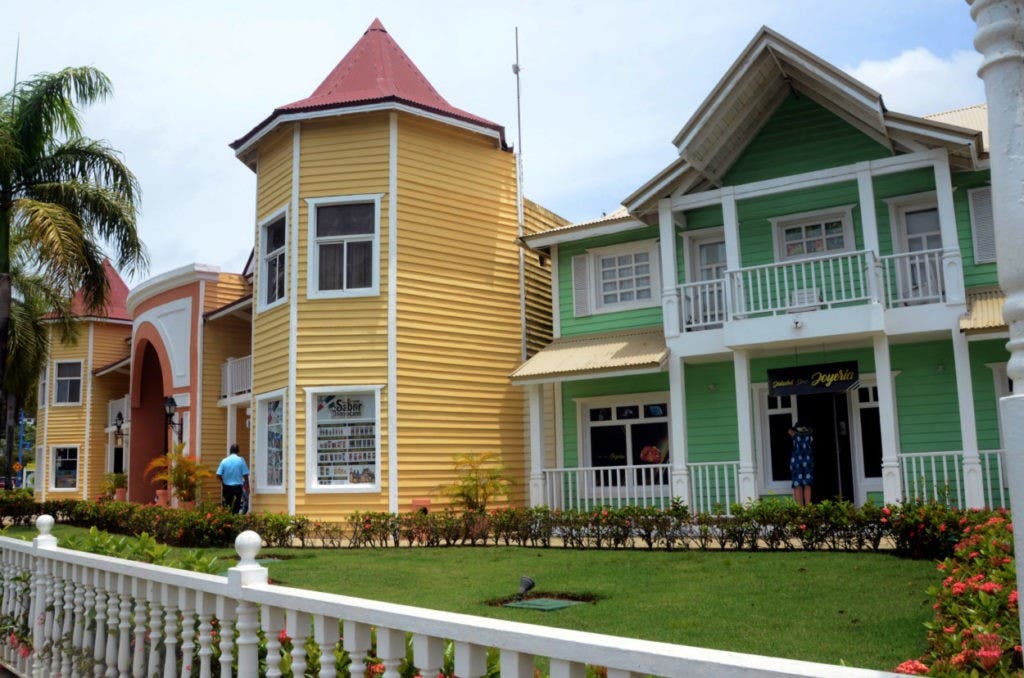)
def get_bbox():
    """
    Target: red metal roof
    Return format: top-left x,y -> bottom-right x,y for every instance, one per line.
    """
46,258 -> 131,321
231,19 -> 505,150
